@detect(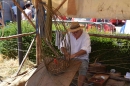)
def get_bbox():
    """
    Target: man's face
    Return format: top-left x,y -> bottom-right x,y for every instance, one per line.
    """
72,29 -> 82,39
